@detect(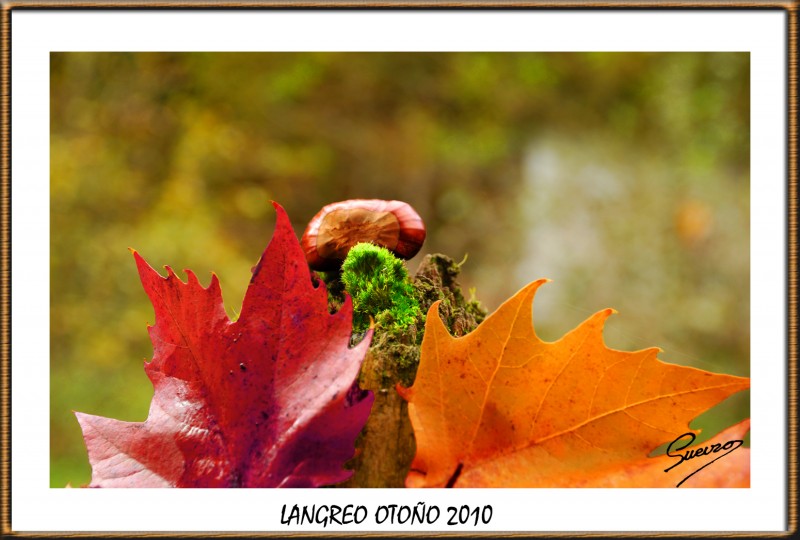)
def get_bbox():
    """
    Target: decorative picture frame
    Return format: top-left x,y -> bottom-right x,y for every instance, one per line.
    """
1,2 -> 796,536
